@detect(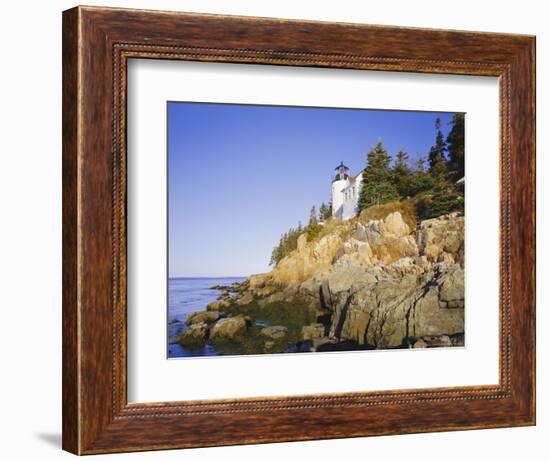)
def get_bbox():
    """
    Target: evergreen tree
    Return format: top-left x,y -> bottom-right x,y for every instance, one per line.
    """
446,113 -> 465,182
424,118 -> 464,218
428,118 -> 447,174
308,205 -> 318,226
306,205 -> 322,240
430,148 -> 449,185
269,223 -> 304,266
429,180 -> 464,218
358,141 -> 399,211
392,149 -> 412,198
409,157 -> 435,196
319,202 -> 332,221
